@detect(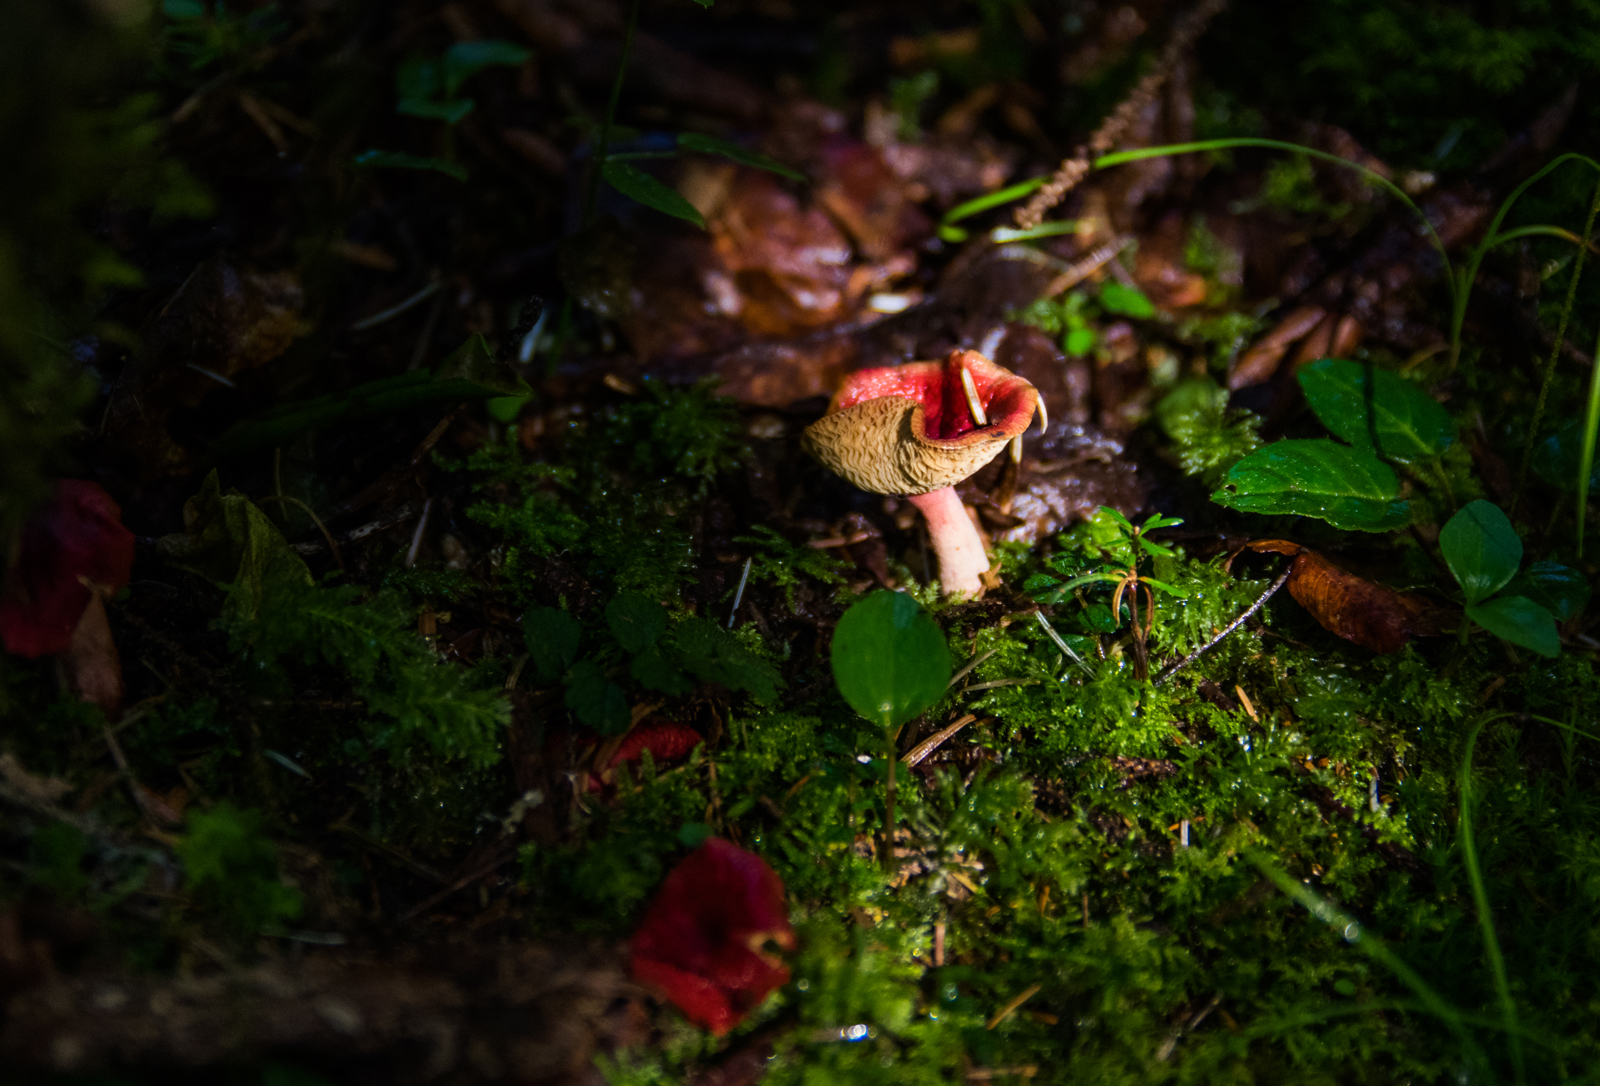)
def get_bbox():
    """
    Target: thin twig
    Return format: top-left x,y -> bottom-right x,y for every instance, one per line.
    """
729,556 -> 753,628
1034,611 -> 1094,675
398,850 -> 516,924
986,983 -> 1043,1030
904,715 -> 978,768
103,726 -> 161,827
1014,0 -> 1230,229
405,497 -> 433,567
1043,236 -> 1135,297
1154,565 -> 1292,685
259,494 -> 344,571
349,280 -> 441,332
949,648 -> 999,688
